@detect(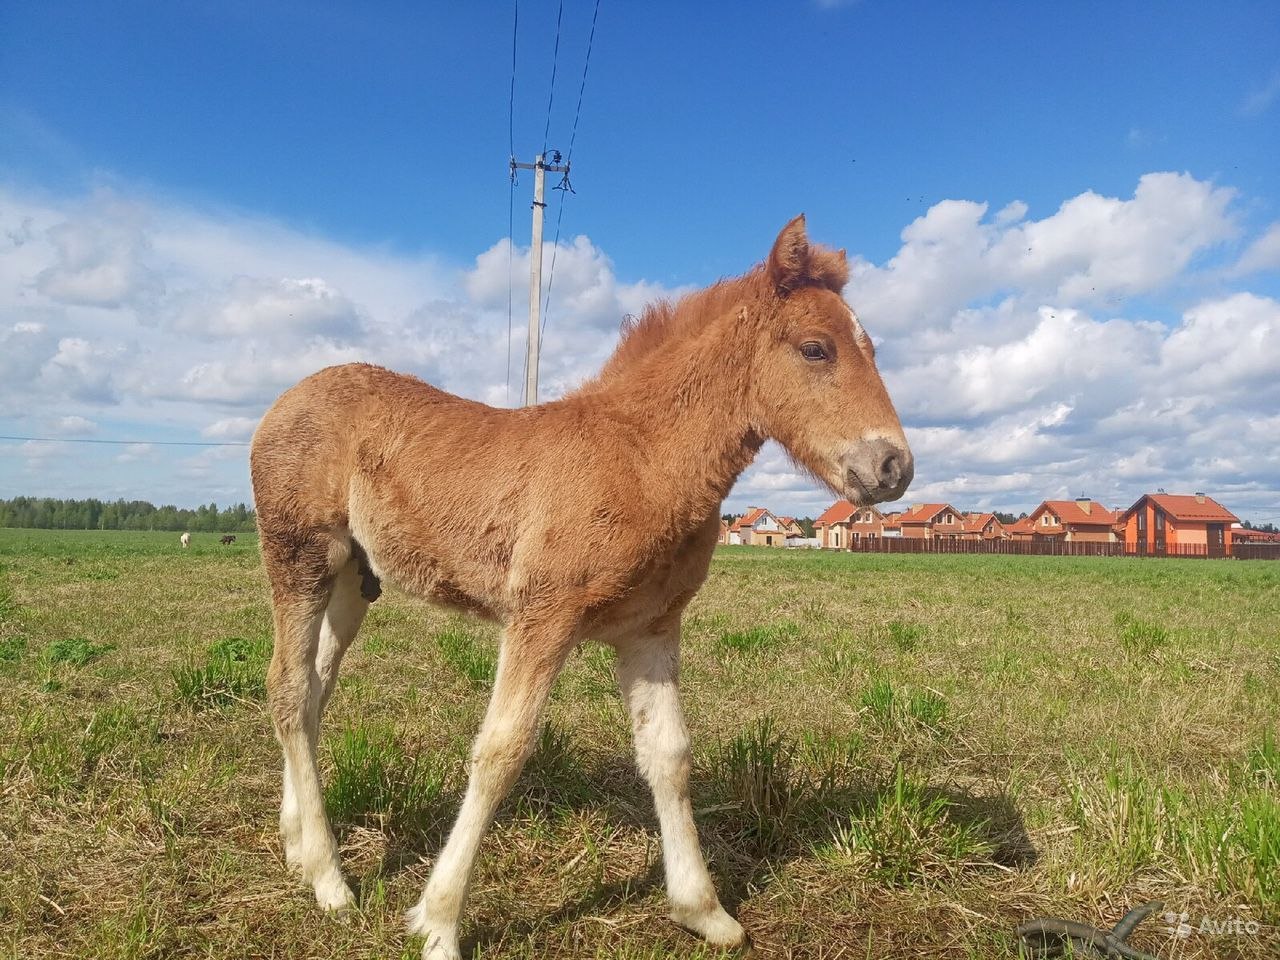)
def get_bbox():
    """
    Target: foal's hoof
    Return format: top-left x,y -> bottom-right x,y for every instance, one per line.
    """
671,904 -> 747,948
405,902 -> 462,960
314,873 -> 356,913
